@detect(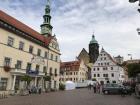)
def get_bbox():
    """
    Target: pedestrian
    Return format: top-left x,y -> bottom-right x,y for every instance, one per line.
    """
38,86 -> 42,94
97,83 -> 100,94
93,83 -> 96,93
